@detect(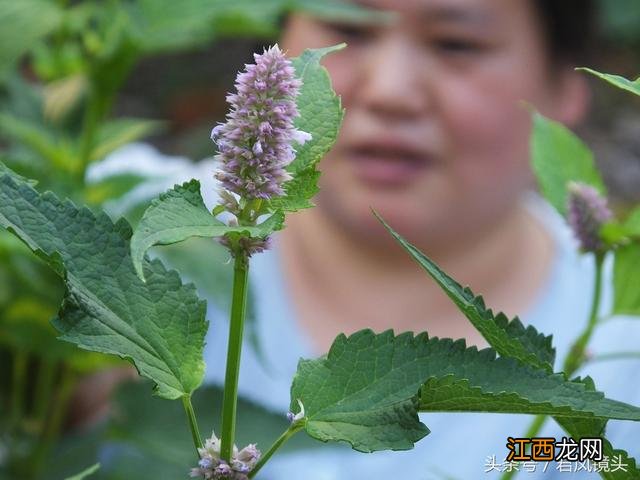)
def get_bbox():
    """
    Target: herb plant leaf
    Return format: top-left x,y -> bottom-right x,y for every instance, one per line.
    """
622,207 -> 640,238
0,174 -> 207,400
613,244 -> 640,316
64,464 -> 100,480
291,330 -> 640,453
131,179 -> 284,280
0,0 -> 62,82
579,68 -> 640,98
377,213 -> 556,372
556,377 -> 640,480
0,159 -> 38,186
531,112 -> 606,216
271,44 -> 345,211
